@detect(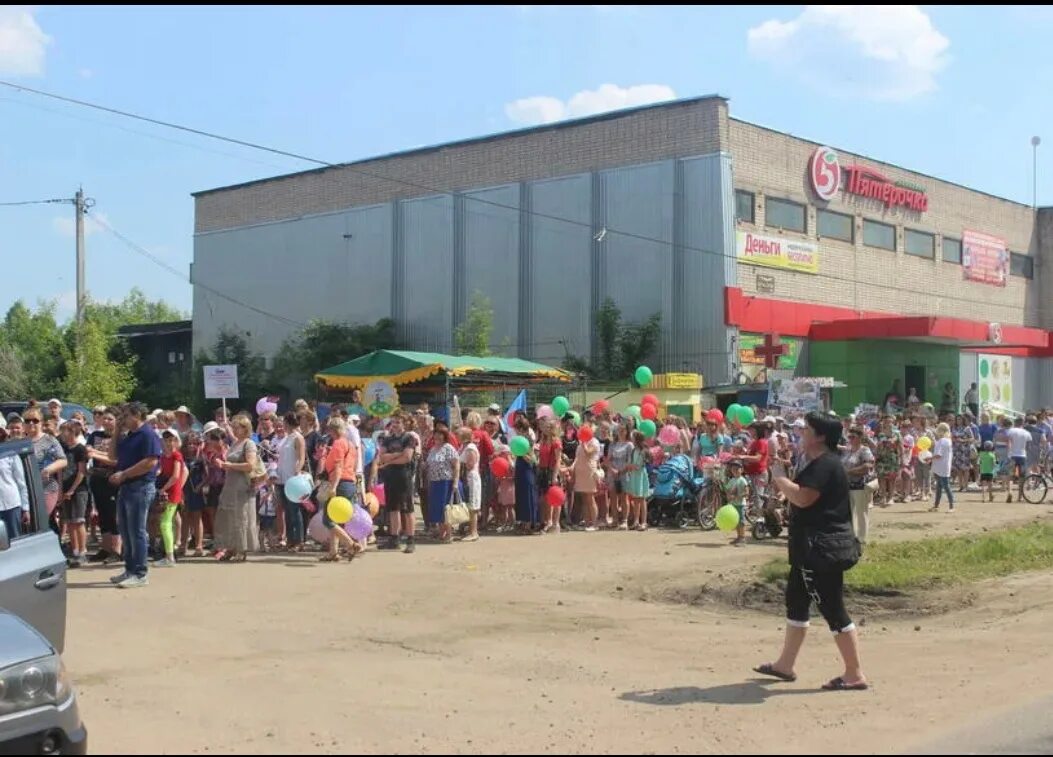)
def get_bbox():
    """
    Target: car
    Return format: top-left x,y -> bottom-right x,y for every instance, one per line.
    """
0,401 -> 94,425
0,439 -> 87,754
